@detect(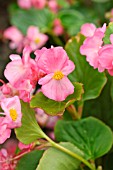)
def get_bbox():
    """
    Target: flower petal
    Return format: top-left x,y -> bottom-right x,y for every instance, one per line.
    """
41,76 -> 74,101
